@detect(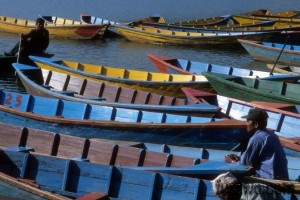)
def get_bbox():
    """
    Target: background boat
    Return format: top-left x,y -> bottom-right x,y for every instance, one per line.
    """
115,25 -> 278,46
203,71 -> 300,104
238,39 -> 300,66
0,16 -> 108,40
147,53 -> 279,77
267,63 -> 300,75
40,15 -> 110,38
